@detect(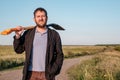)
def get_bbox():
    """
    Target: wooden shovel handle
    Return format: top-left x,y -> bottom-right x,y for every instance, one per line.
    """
0,26 -> 35,35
